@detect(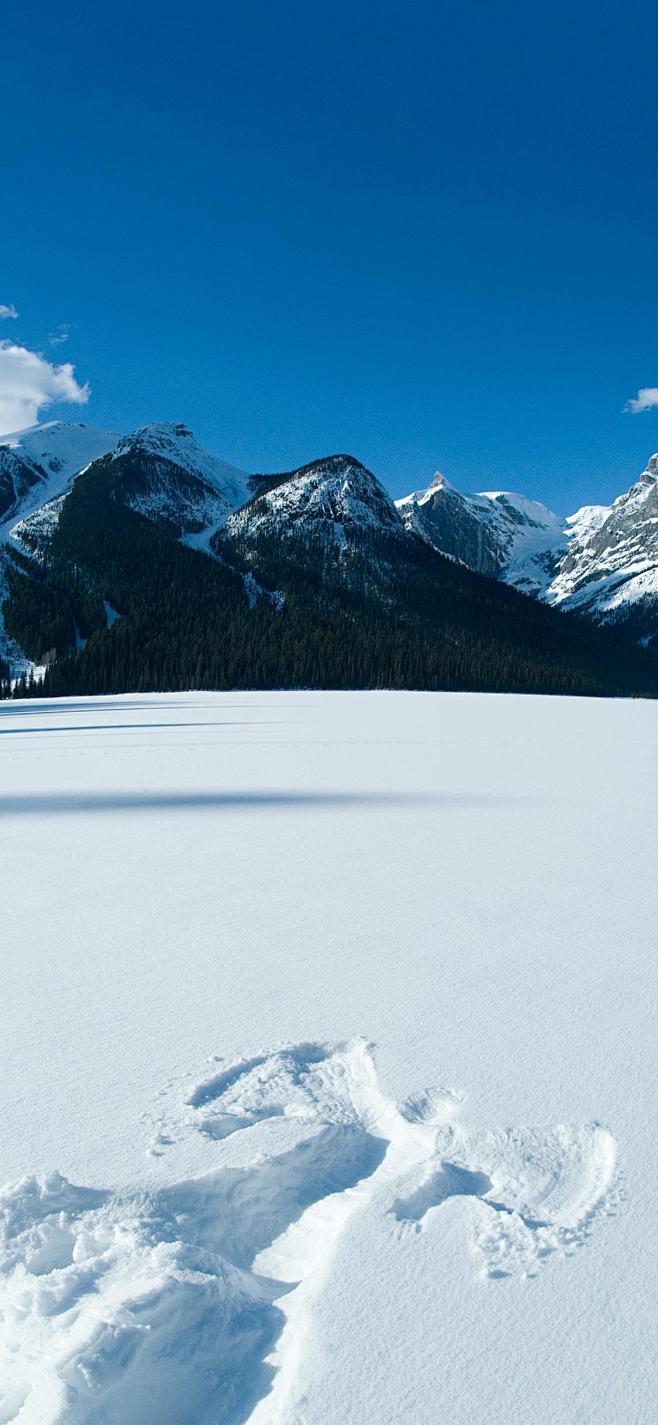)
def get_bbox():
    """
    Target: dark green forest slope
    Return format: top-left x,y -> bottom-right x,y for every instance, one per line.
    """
3,449 -> 657,700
